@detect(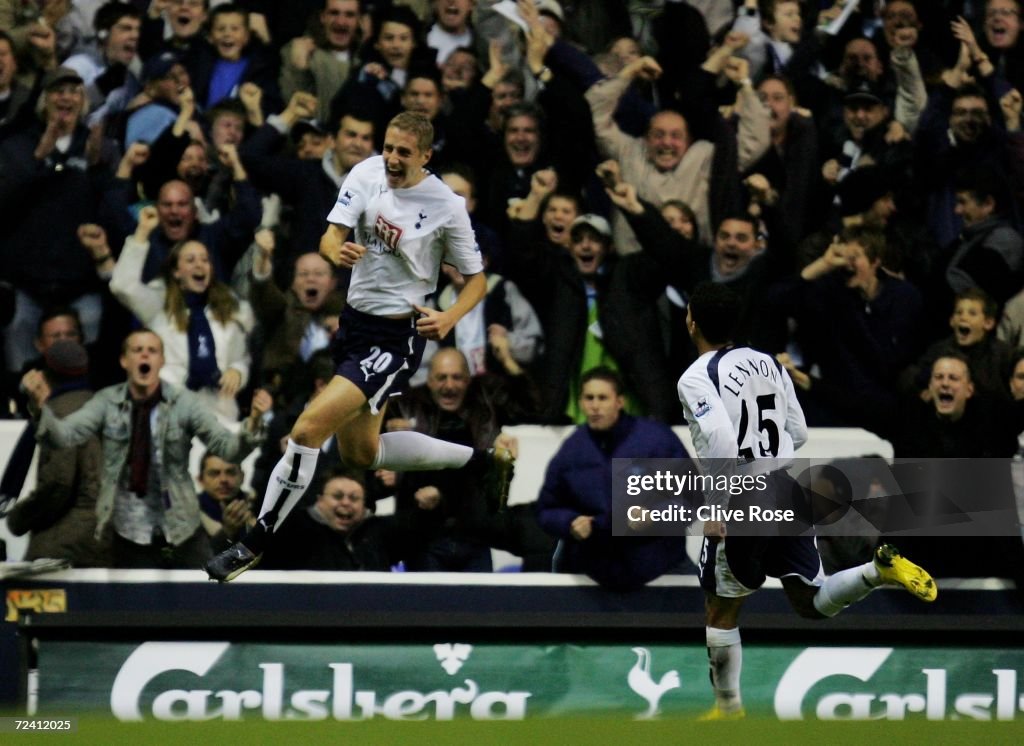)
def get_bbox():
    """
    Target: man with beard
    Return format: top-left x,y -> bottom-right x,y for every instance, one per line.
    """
280,0 -> 363,126
240,90 -> 375,273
